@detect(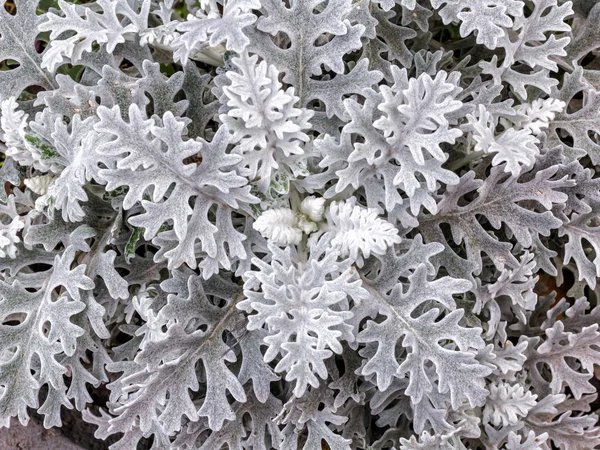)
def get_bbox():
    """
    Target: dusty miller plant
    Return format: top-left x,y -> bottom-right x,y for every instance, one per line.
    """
1,0 -> 600,449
